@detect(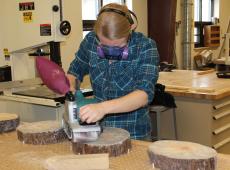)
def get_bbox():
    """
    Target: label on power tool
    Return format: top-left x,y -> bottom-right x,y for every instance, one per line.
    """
40,24 -> 51,36
67,101 -> 77,123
